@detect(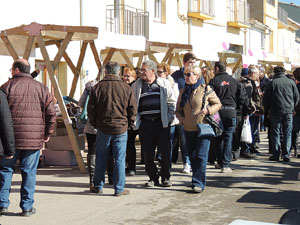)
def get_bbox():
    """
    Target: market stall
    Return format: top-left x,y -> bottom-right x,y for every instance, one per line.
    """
0,22 -> 100,173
